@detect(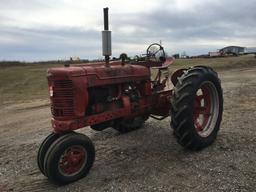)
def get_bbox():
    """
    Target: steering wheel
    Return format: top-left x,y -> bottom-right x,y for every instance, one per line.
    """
146,43 -> 166,62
